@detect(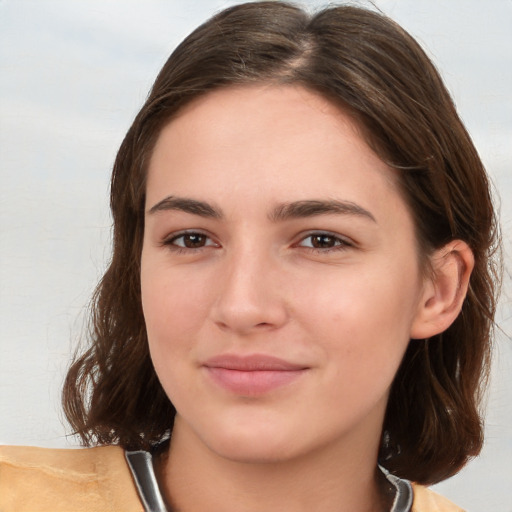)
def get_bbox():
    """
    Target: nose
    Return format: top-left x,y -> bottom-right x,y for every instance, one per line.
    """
211,245 -> 288,335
